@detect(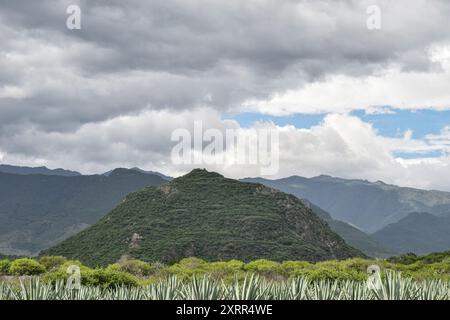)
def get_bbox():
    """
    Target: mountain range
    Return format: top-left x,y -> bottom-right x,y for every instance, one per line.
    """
373,212 -> 450,255
0,164 -> 81,177
43,169 -> 363,266
0,168 -> 165,256
242,175 -> 450,233
1,164 -> 450,259
103,167 -> 173,181
303,200 -> 395,258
